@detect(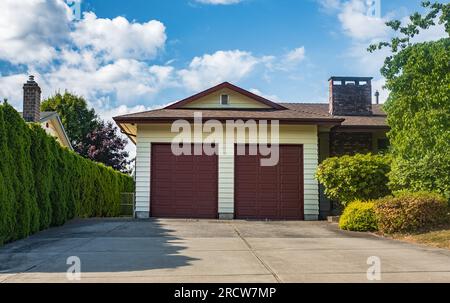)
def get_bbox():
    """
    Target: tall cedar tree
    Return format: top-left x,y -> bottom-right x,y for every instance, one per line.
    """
368,1 -> 450,198
41,92 -> 130,173
0,101 -> 134,245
